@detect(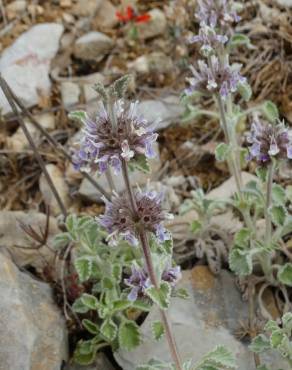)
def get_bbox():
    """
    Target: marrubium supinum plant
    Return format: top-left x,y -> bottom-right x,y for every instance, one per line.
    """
61,75 -> 237,370
183,0 -> 292,299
